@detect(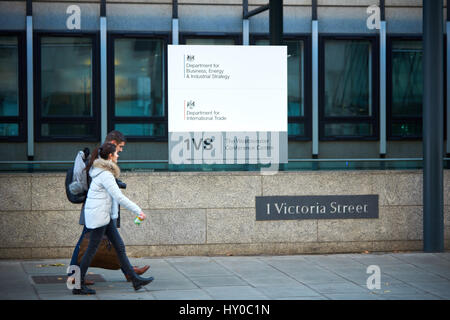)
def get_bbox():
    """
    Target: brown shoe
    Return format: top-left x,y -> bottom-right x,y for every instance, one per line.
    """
125,265 -> 150,282
71,278 -> 94,285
